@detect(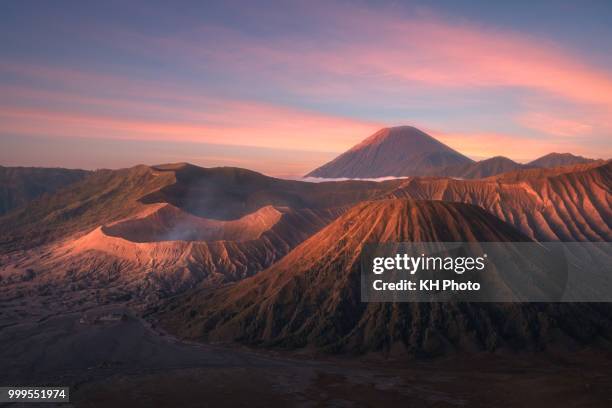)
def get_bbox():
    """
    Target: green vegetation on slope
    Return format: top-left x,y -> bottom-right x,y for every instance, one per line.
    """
0,165 -> 175,251
0,166 -> 90,216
